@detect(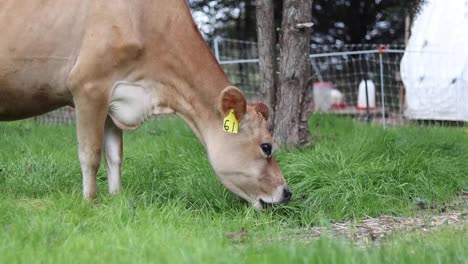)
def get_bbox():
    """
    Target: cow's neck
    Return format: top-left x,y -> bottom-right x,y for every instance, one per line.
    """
154,37 -> 230,148
162,83 -> 228,150
146,4 -> 234,148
